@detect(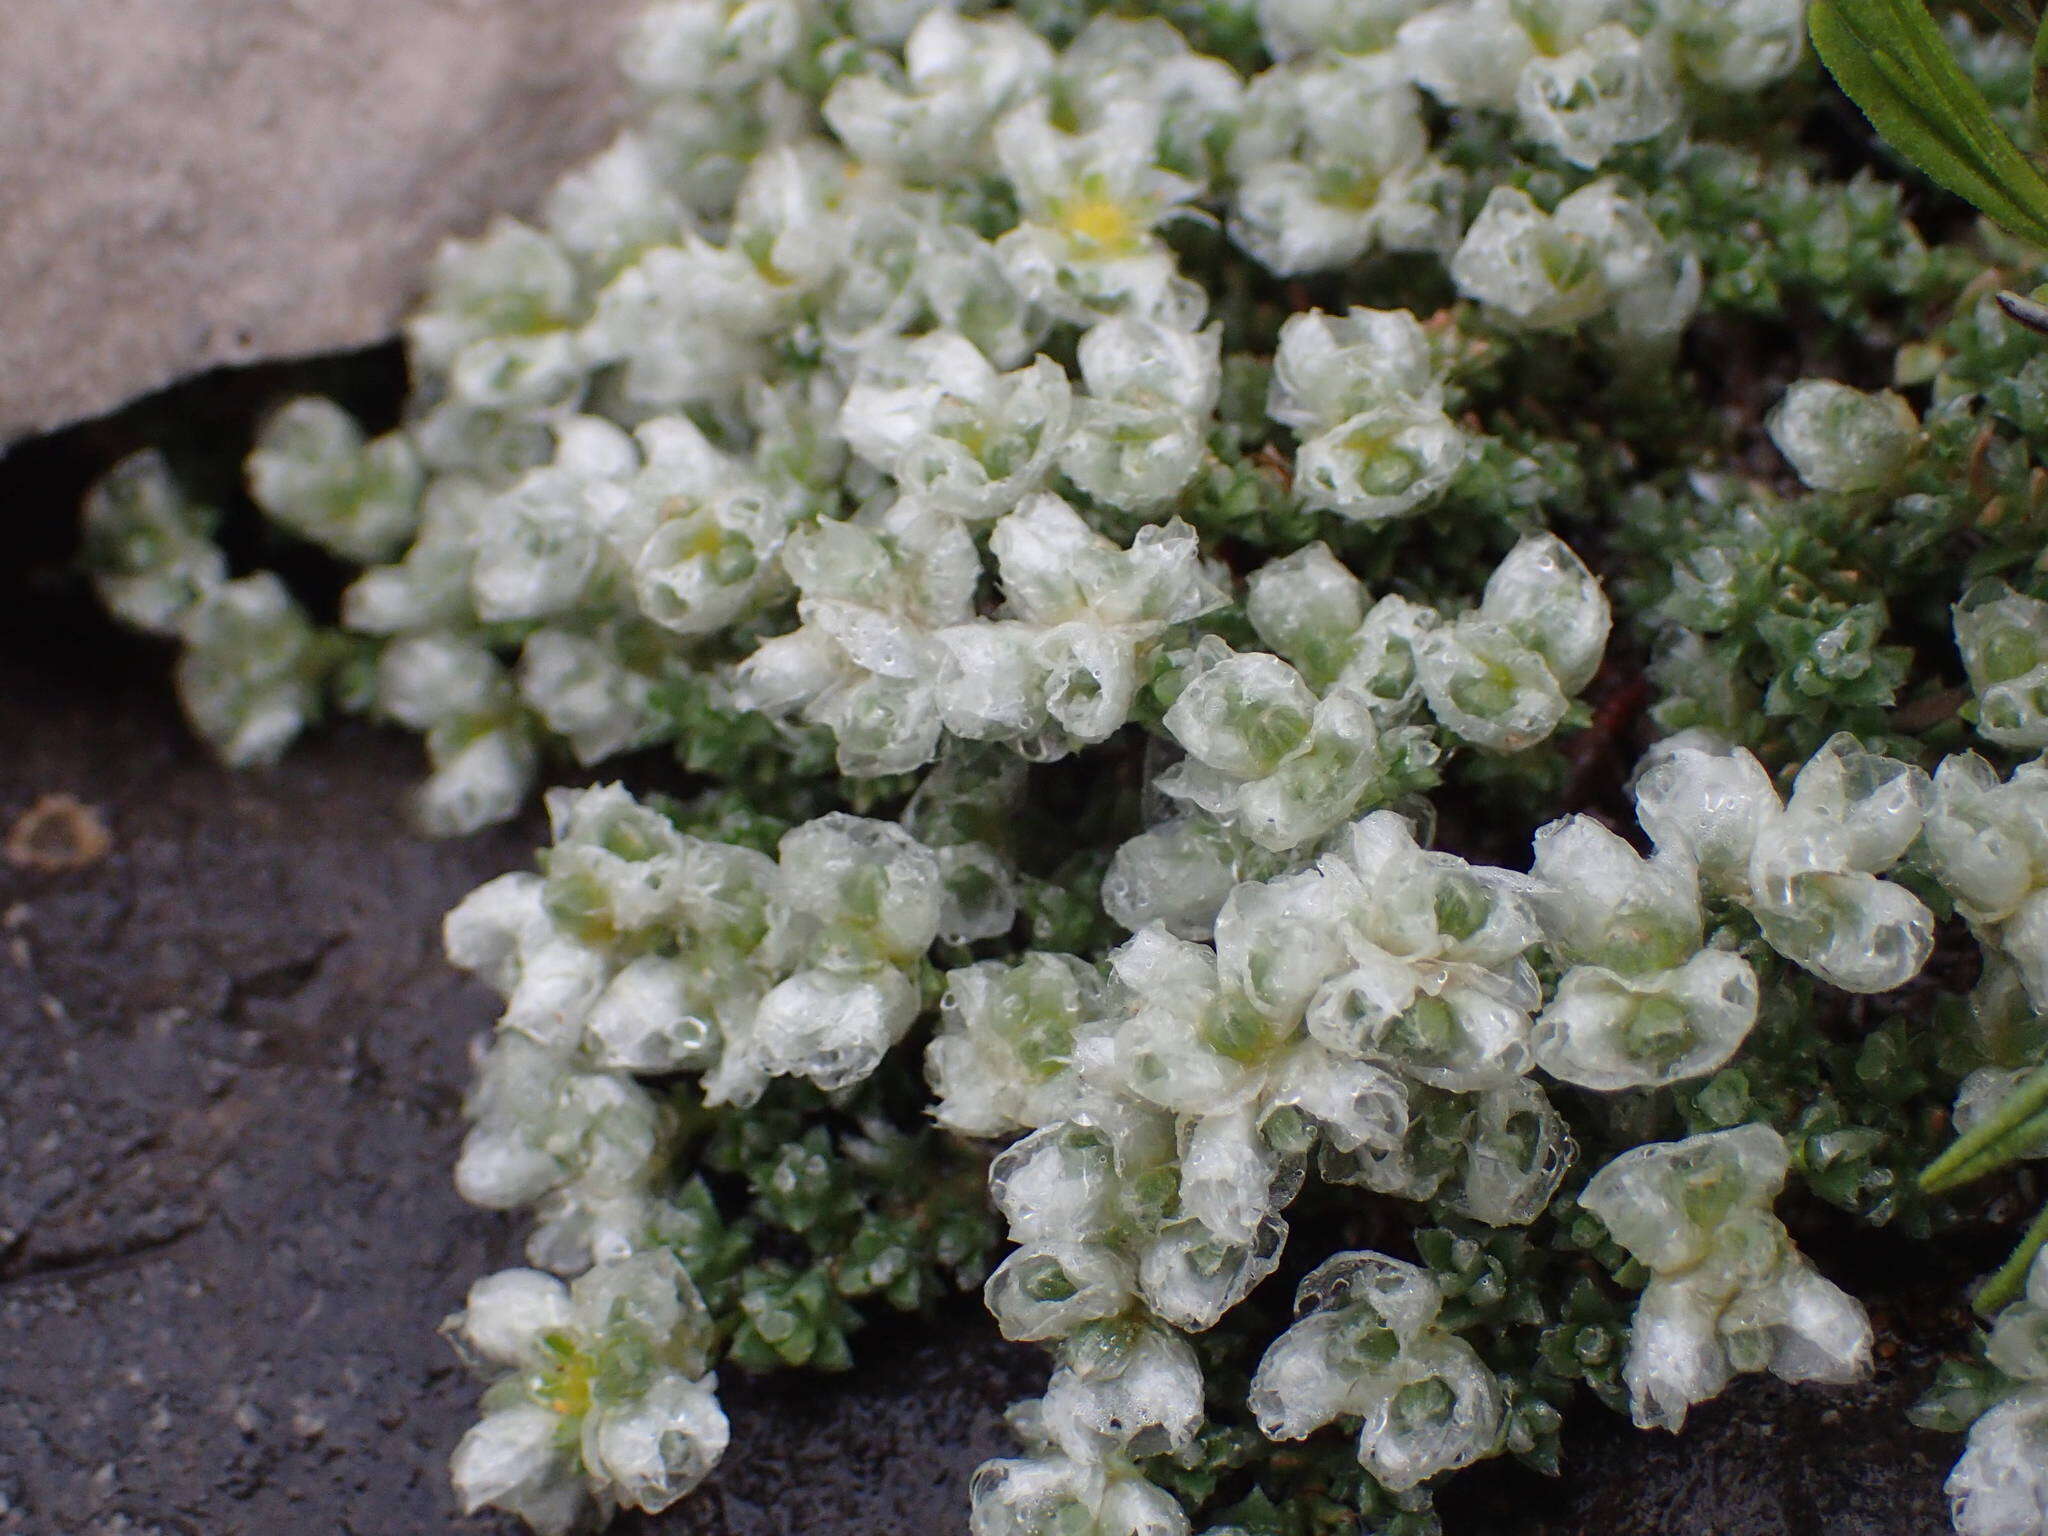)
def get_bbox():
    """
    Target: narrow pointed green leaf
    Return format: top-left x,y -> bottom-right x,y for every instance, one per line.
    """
1975,1198 -> 2048,1317
2033,5 -> 2048,148
1811,0 -> 2048,249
